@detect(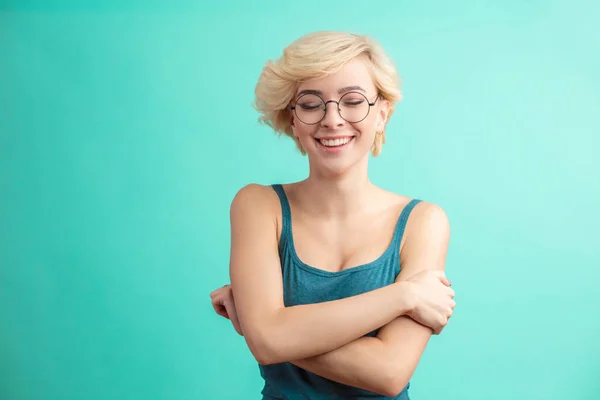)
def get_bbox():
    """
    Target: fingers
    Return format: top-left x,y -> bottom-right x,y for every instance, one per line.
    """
432,316 -> 448,335
211,285 -> 244,337
433,300 -> 456,335
213,294 -> 244,336
210,284 -> 231,299
211,288 -> 233,320
438,273 -> 451,287
442,301 -> 455,328
210,288 -> 224,299
212,302 -> 230,319
427,270 -> 451,287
